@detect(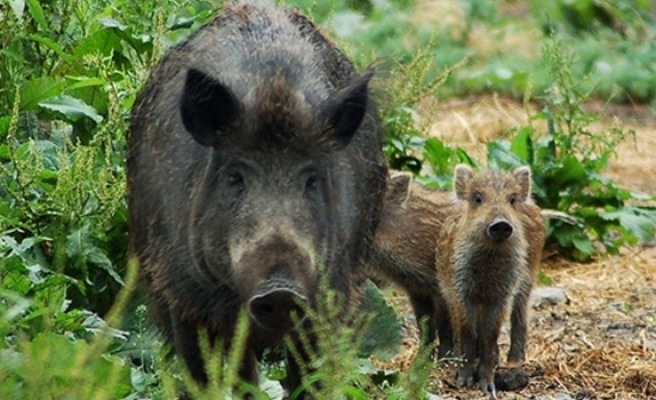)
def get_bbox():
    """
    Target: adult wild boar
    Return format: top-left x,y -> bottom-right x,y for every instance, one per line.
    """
127,1 -> 387,393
